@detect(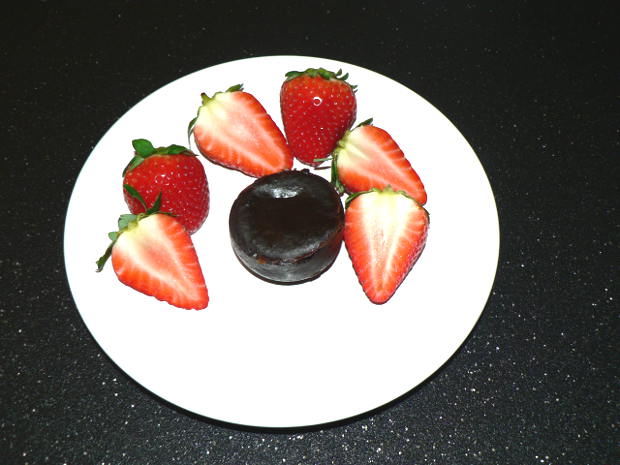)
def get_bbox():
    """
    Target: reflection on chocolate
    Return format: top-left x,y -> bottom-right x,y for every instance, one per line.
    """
229,170 -> 344,283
